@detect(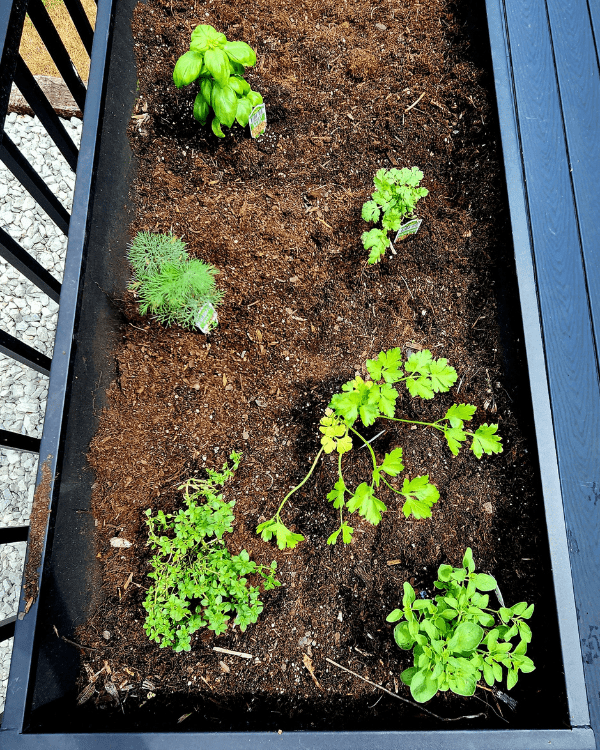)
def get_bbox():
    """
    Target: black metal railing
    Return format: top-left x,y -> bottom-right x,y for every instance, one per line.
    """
0,0 -> 111,693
